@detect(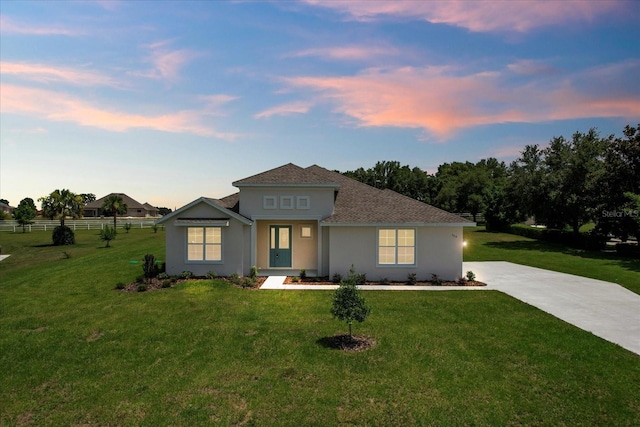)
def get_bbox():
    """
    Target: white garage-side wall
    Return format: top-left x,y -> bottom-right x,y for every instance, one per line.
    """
327,225 -> 464,282
163,202 -> 251,277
